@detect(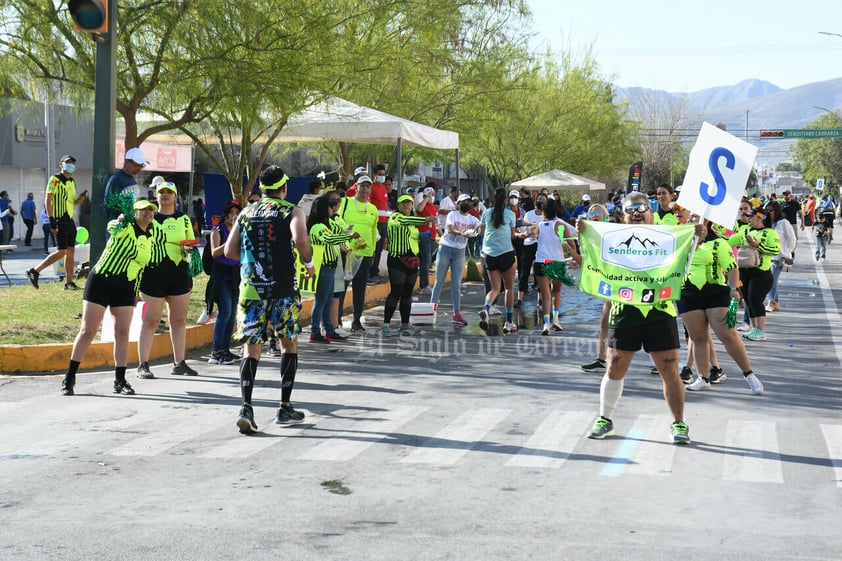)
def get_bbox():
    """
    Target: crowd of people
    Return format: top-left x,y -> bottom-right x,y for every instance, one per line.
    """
27,150 -> 836,441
